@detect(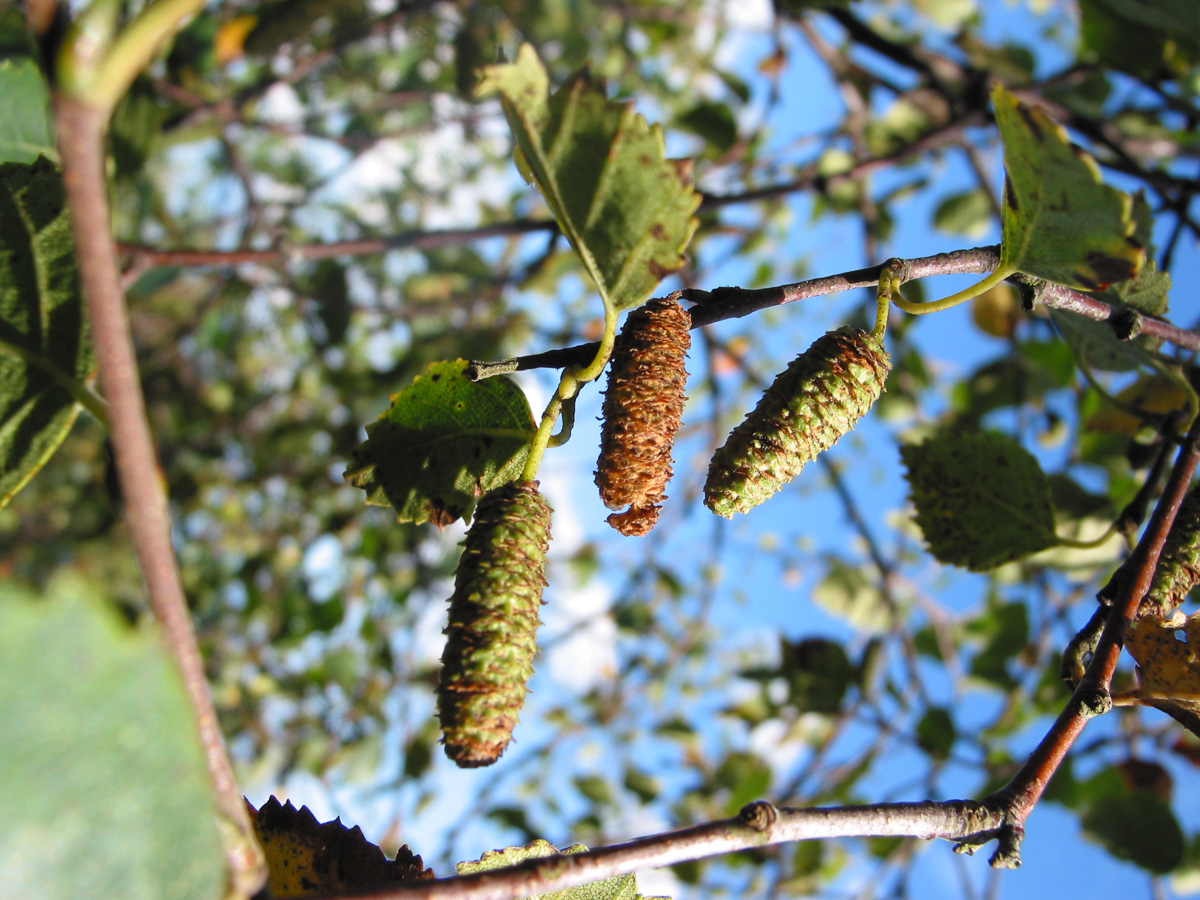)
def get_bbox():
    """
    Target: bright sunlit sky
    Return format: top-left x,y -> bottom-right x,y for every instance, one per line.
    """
211,0 -> 1200,897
